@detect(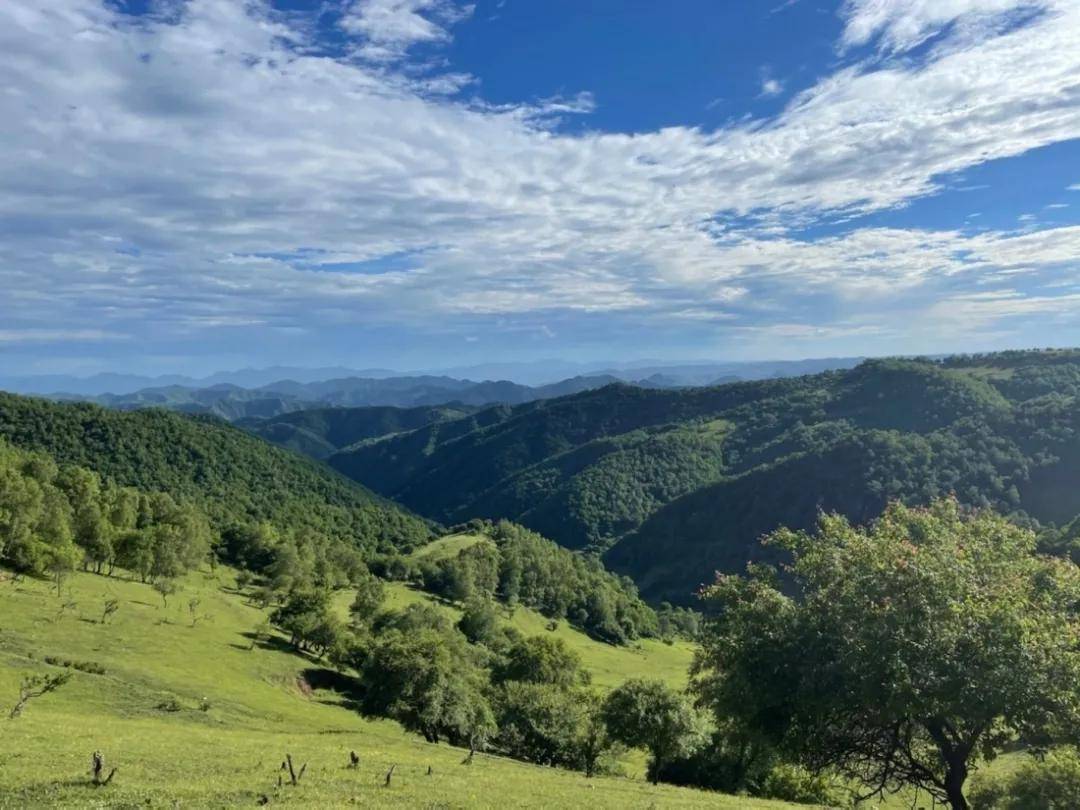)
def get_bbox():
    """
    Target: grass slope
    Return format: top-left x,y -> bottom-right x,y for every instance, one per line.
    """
0,566 -> 792,809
